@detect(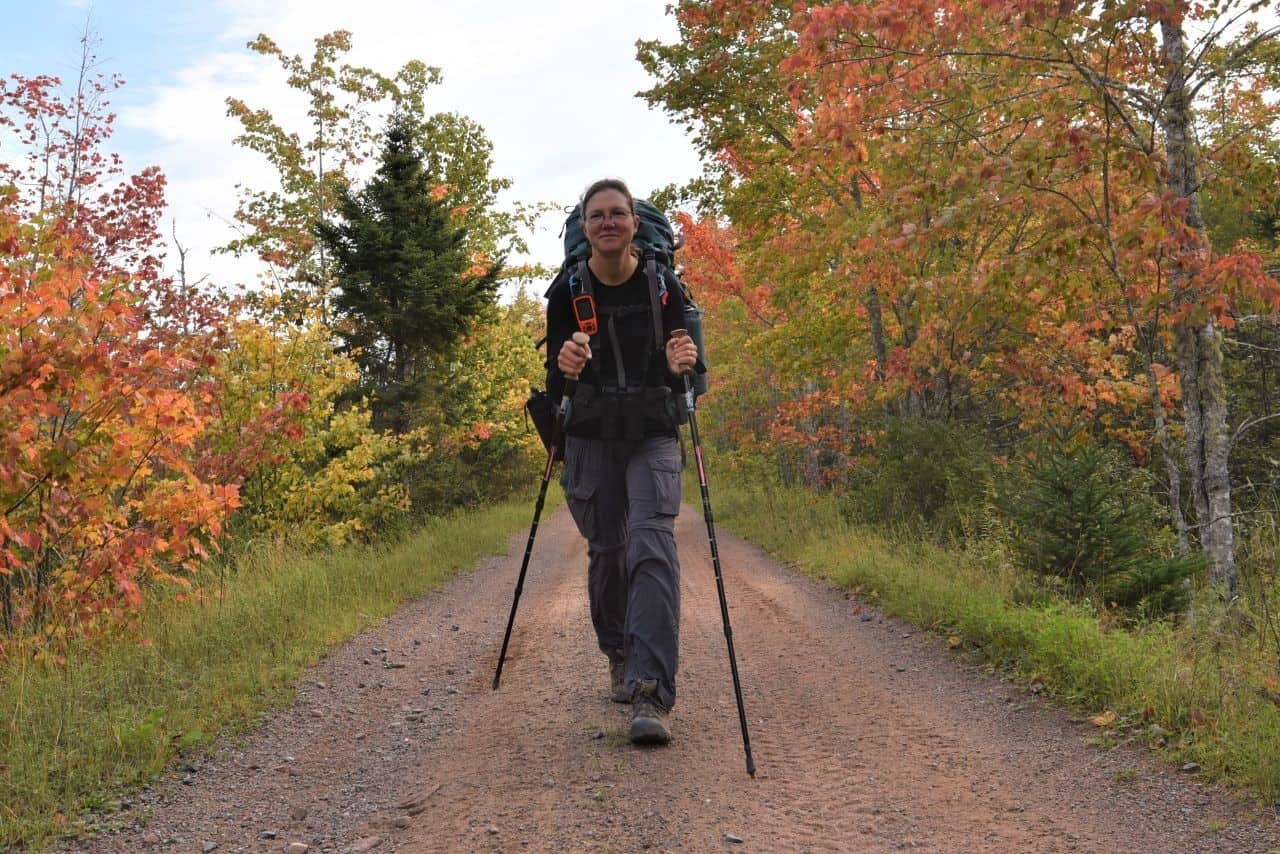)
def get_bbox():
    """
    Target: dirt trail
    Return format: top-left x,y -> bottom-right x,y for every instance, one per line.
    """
74,506 -> 1280,853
